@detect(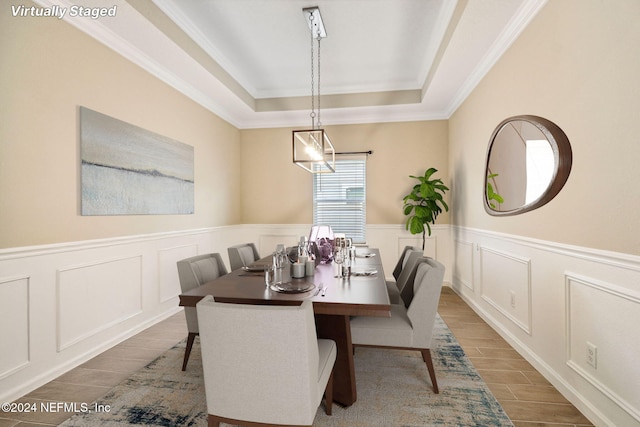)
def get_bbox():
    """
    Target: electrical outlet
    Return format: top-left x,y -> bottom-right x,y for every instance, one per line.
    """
586,342 -> 597,369
510,291 -> 516,308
